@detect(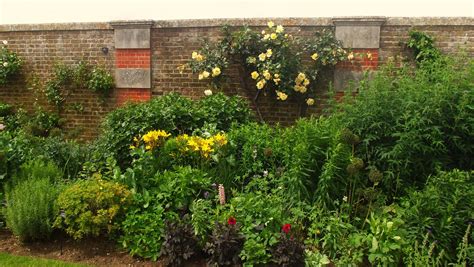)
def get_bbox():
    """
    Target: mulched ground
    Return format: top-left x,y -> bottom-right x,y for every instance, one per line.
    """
0,229 -> 206,266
